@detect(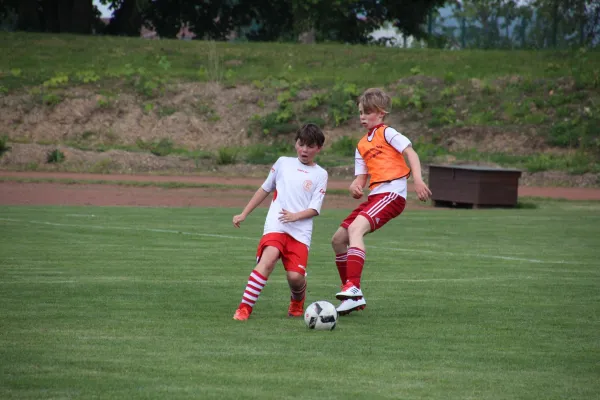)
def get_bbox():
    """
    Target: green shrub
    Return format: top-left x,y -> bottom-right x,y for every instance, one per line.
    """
0,135 -> 11,157
443,72 -> 456,85
466,111 -> 496,125
404,85 -> 427,111
429,107 -> 457,127
328,82 -> 360,127
136,138 -> 174,156
410,66 -> 422,75
258,111 -> 297,136
244,142 -> 293,165
524,152 -> 598,174
412,141 -> 448,163
524,153 -> 553,172
440,86 -> 459,99
329,136 -> 358,157
546,115 -> 599,150
43,93 -> 62,106
303,93 -> 327,110
46,149 -> 65,163
97,95 -> 115,109
216,147 -> 239,165
75,70 -> 100,84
